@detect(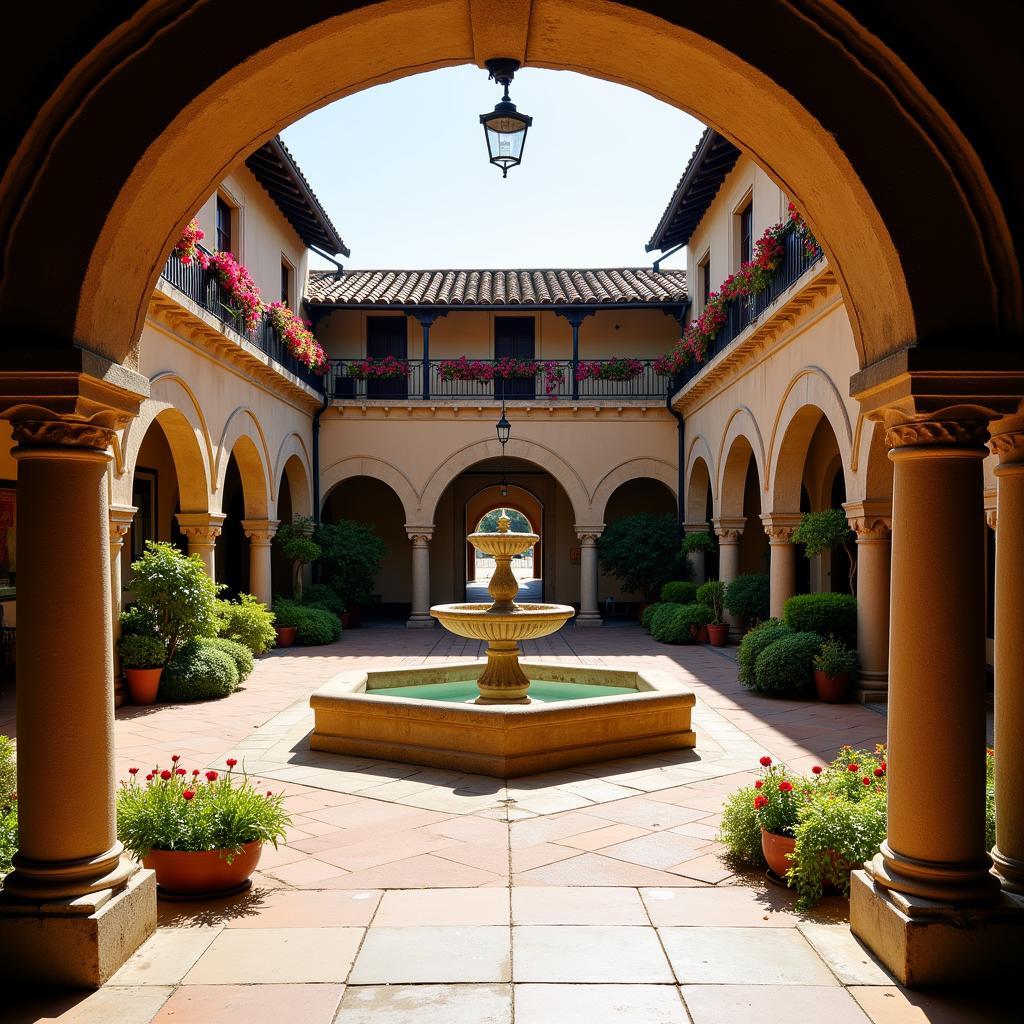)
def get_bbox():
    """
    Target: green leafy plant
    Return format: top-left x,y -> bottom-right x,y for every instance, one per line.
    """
814,638 -> 858,678
651,602 -> 713,644
116,758 -> 290,862
202,637 -> 254,683
697,580 -> 727,624
792,509 -> 856,593
752,631 -> 825,696
127,542 -> 220,662
597,513 -> 685,602
718,785 -> 766,868
640,602 -> 664,632
159,639 -> 239,702
119,604 -> 160,639
648,603 -> 684,642
275,517 -> 321,600
682,531 -> 716,556
0,736 -> 14,808
783,592 -> 857,646
751,756 -> 809,838
0,737 -> 15,878
724,573 -> 769,625
660,581 -> 698,605
215,594 -> 277,656
737,618 -> 792,687
986,747 -> 995,852
272,599 -> 341,646
315,519 -> 387,609
301,582 -> 346,617
116,633 -> 167,670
